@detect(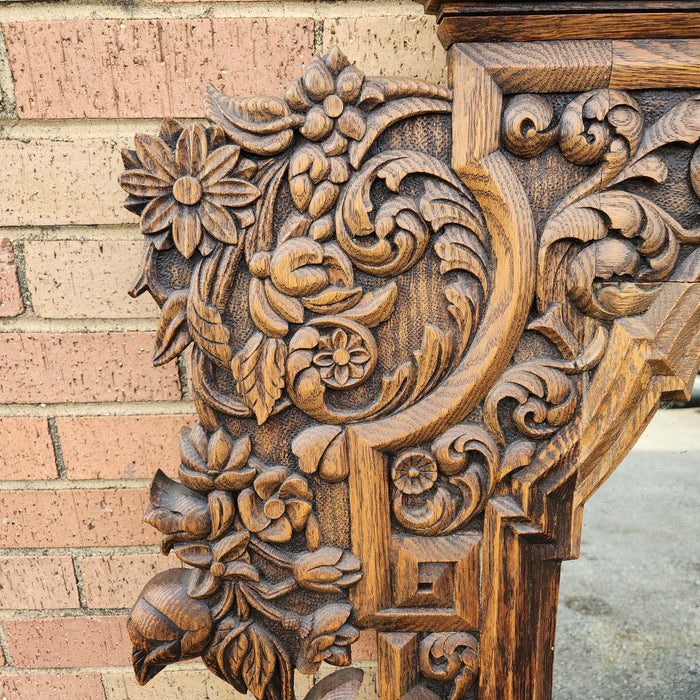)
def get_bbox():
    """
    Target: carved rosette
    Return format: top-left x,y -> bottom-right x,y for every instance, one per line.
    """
120,45 -> 700,700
